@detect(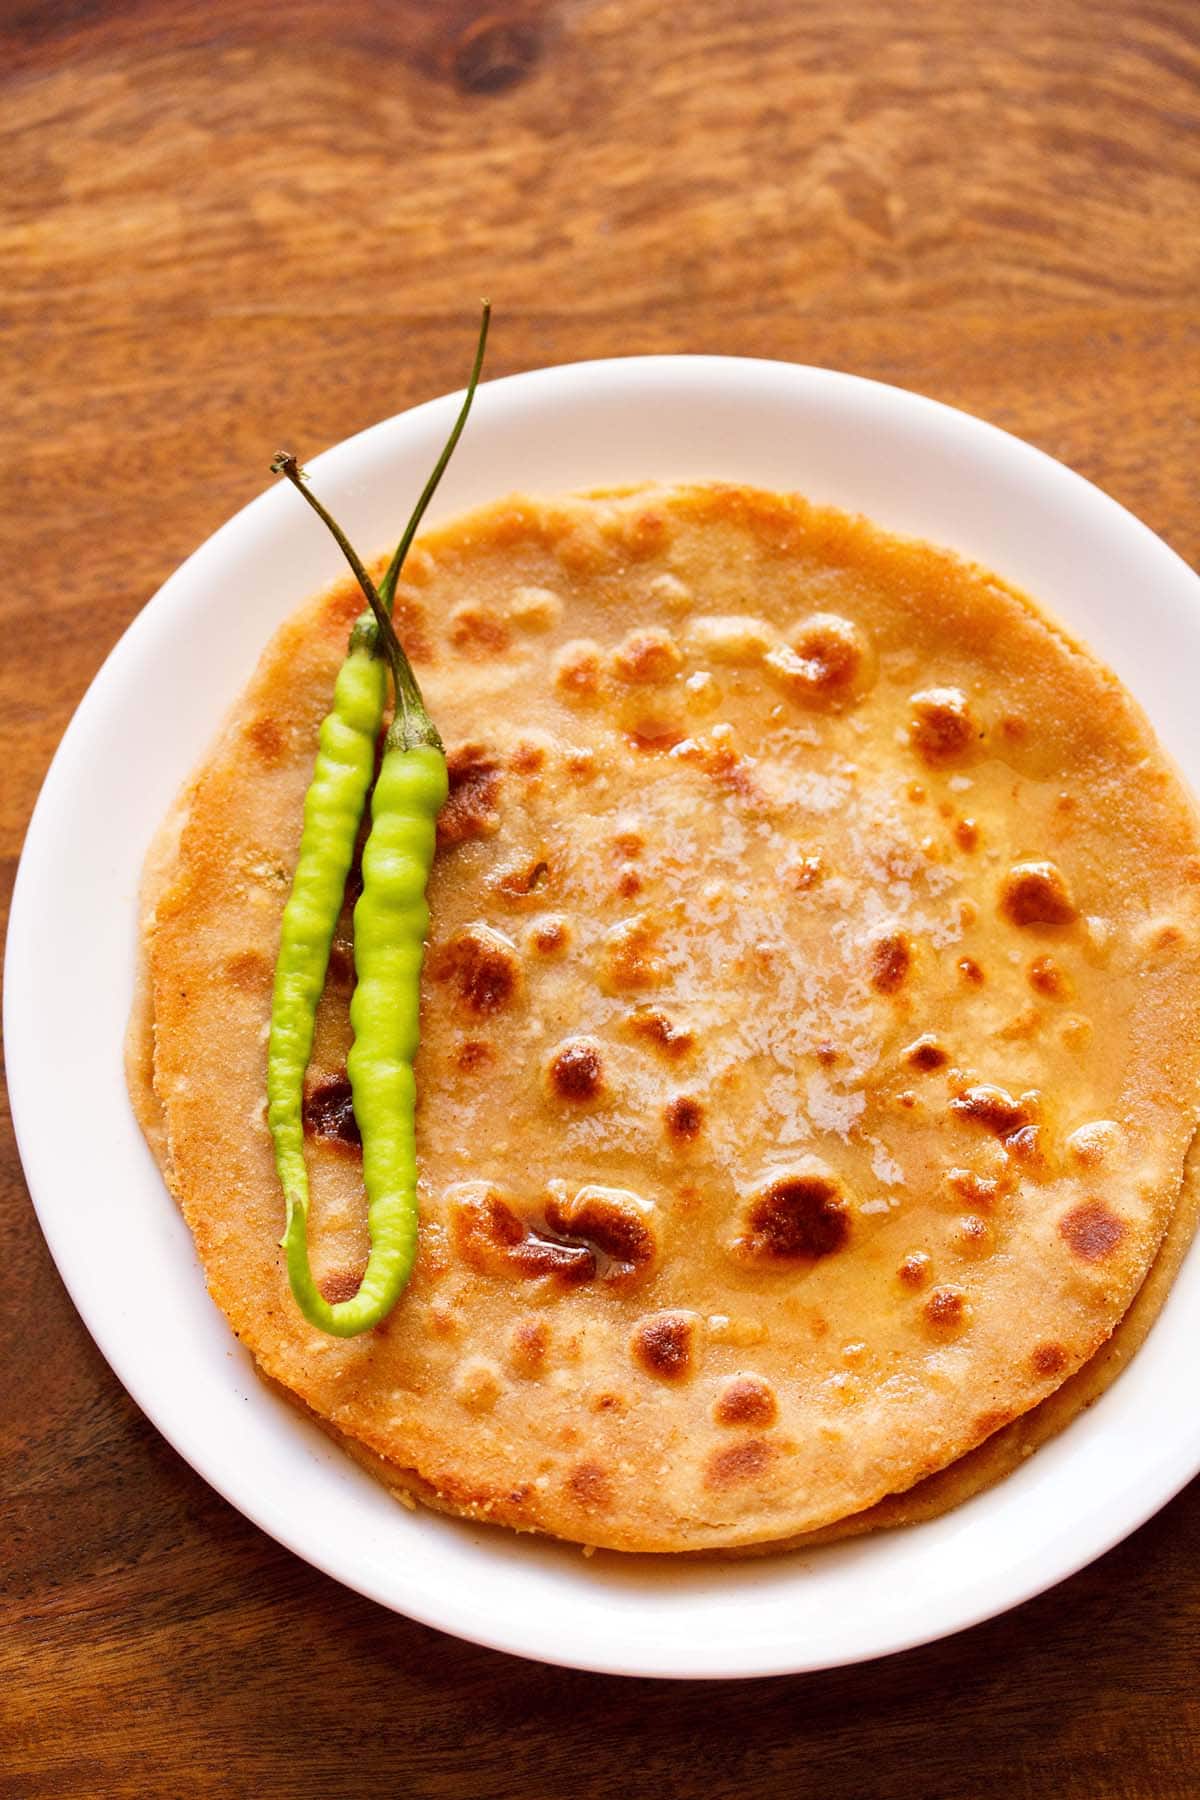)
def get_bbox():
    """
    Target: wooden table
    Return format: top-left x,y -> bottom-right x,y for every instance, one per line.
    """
4,3 -> 1199,1793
